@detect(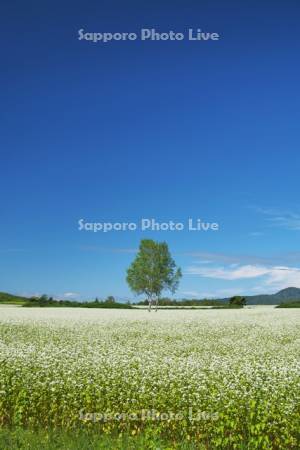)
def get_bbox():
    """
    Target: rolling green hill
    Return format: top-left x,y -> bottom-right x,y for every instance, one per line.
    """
0,292 -> 28,305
